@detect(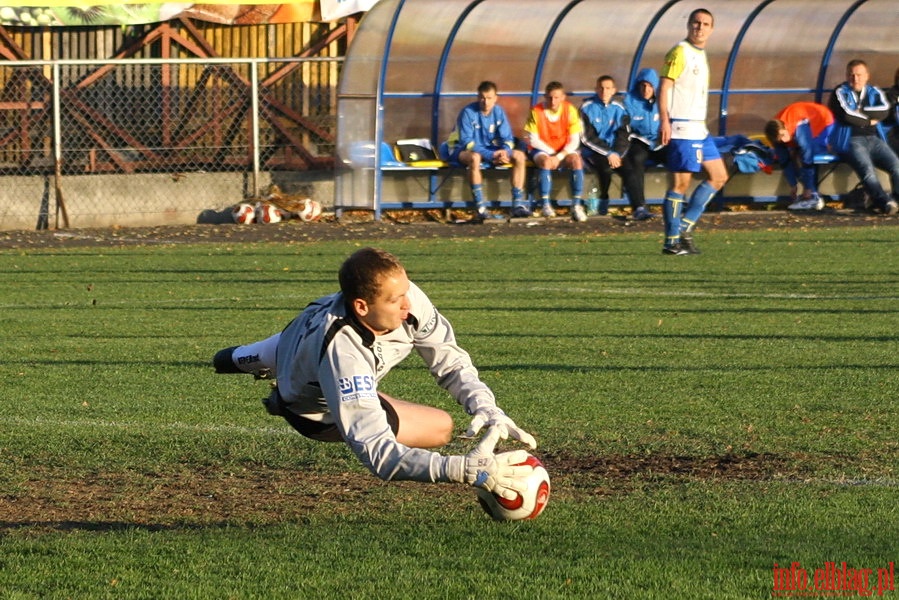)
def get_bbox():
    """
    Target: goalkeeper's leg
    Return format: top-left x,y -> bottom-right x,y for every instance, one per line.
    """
213,333 -> 279,378
380,393 -> 454,448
